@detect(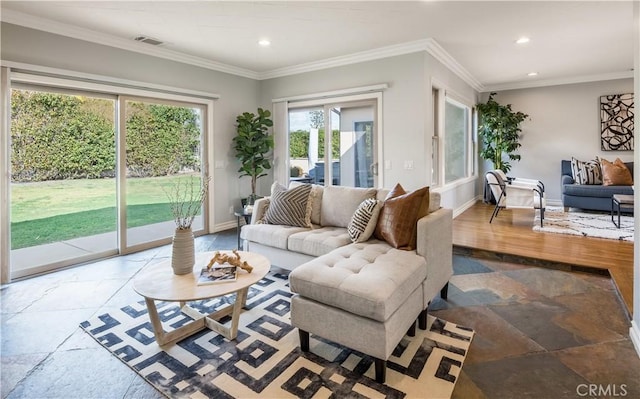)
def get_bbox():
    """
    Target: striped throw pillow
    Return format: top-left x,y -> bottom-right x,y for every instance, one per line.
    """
347,198 -> 382,243
571,157 -> 602,185
263,183 -> 312,227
